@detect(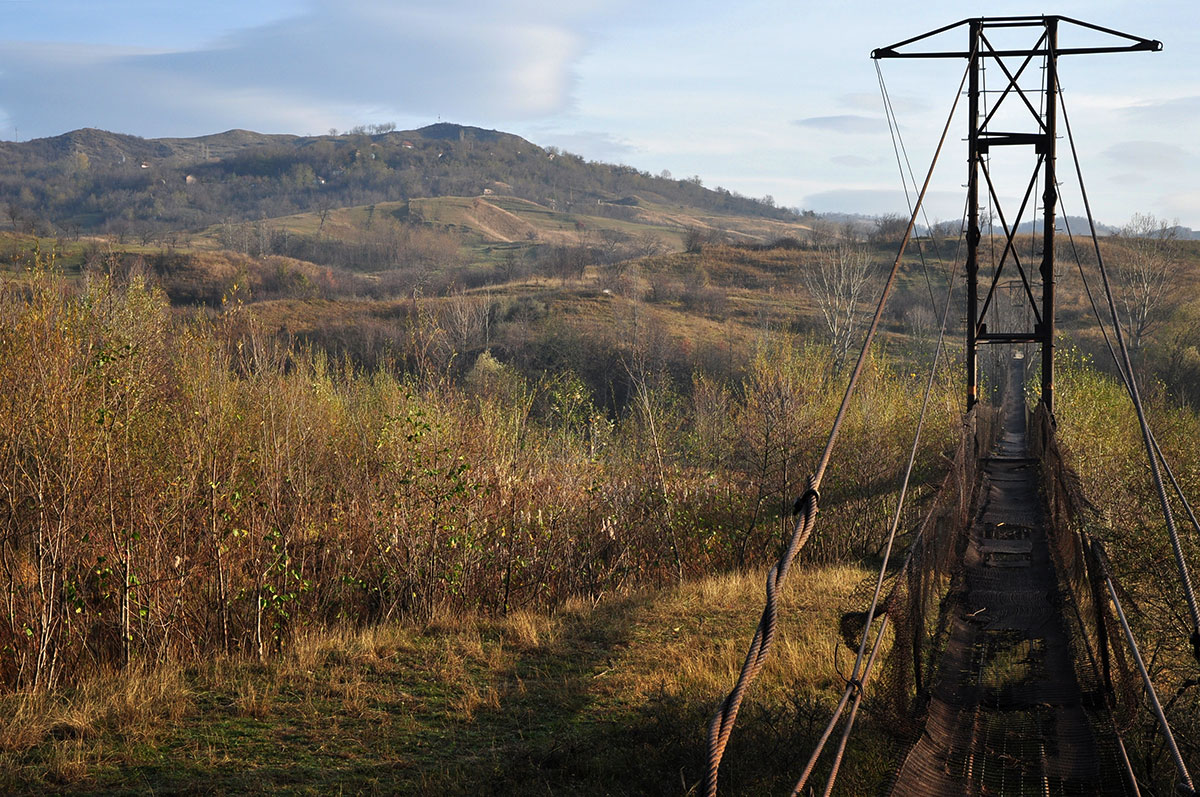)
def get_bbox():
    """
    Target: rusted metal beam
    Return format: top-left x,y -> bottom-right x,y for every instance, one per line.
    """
874,15 -> 1159,412
872,15 -> 1160,60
